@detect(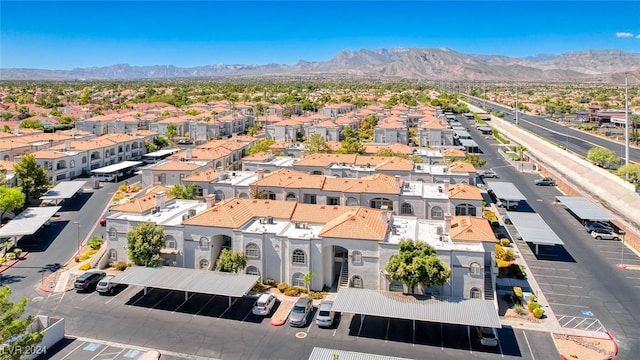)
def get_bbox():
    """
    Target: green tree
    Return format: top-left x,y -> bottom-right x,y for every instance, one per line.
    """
385,239 -> 451,294
305,133 -> 332,154
153,136 -> 169,149
59,115 -> 75,124
463,154 -> 486,168
303,271 -> 315,291
0,286 -> 44,360
185,109 -> 201,116
337,137 -> 365,154
13,154 -> 50,201
617,163 -> 640,183
165,124 -> 177,144
0,186 -> 25,221
18,119 -> 44,130
587,147 -> 620,167
412,155 -> 424,164
247,139 -> 276,155
169,183 -> 197,200
216,249 -> 248,273
126,222 -> 165,267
